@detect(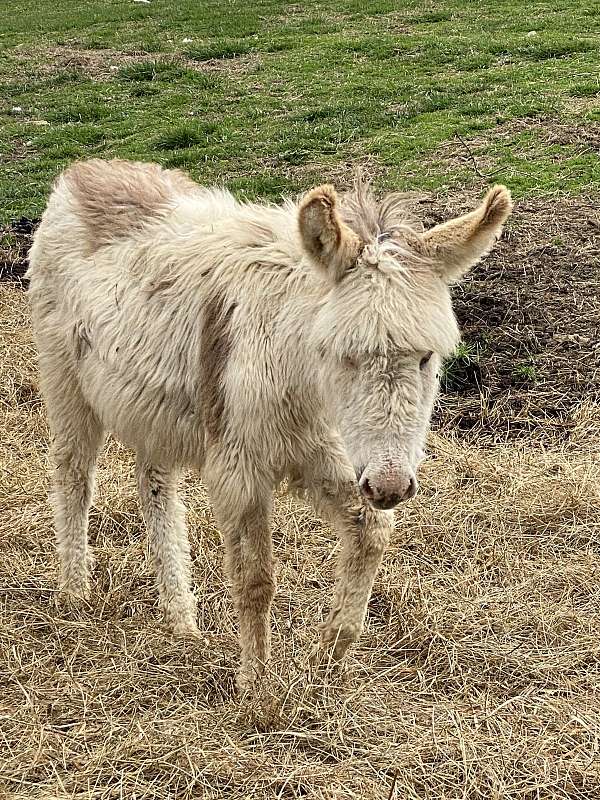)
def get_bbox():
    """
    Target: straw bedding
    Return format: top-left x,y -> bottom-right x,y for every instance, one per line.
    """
1,281 -> 599,799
